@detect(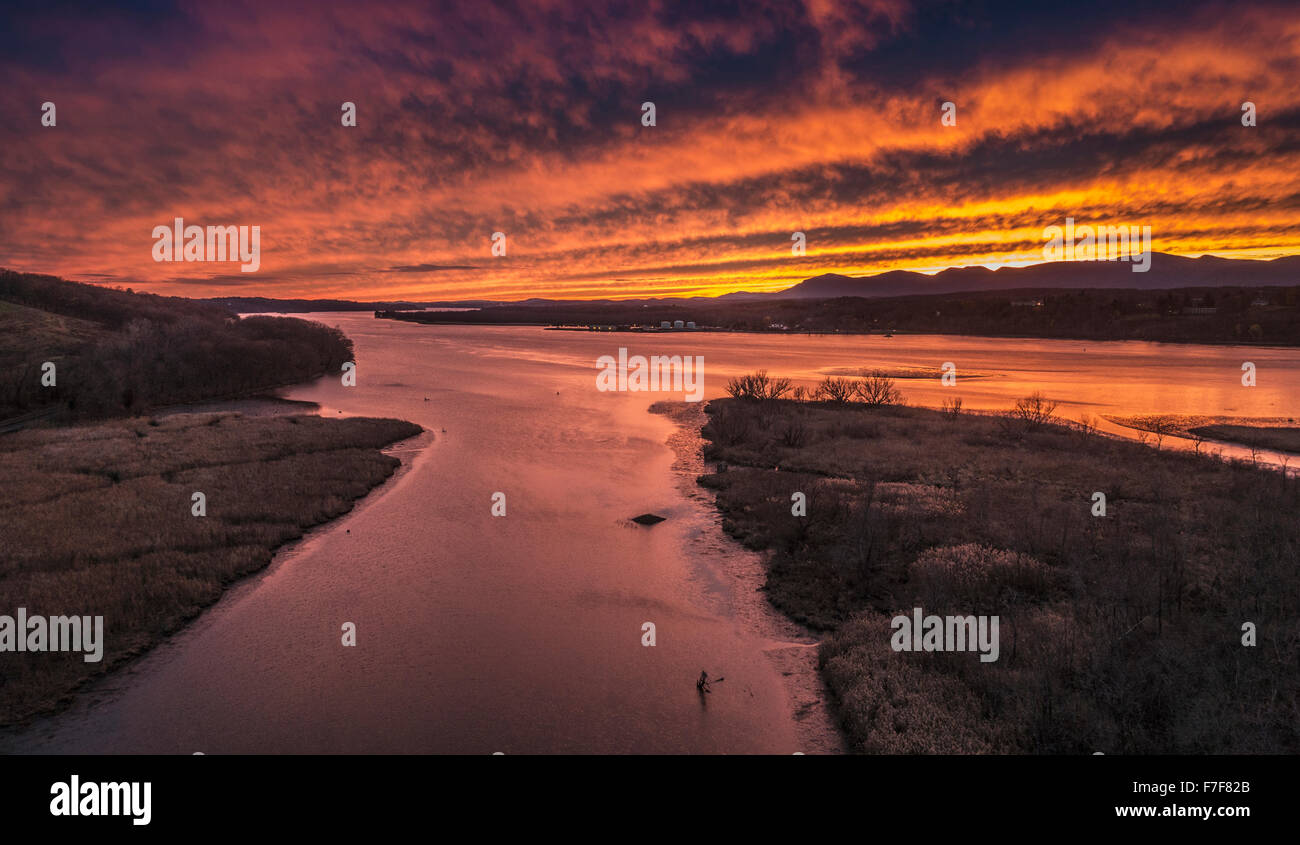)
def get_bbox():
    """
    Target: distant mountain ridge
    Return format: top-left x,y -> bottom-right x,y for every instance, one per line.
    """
99,253 -> 1300,313
727,253 -> 1300,301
